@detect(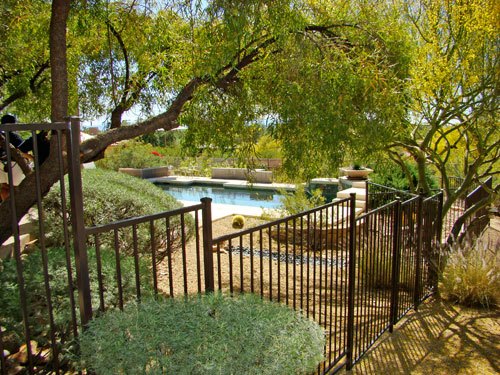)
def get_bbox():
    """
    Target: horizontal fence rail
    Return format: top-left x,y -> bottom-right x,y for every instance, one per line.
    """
366,182 -> 416,211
